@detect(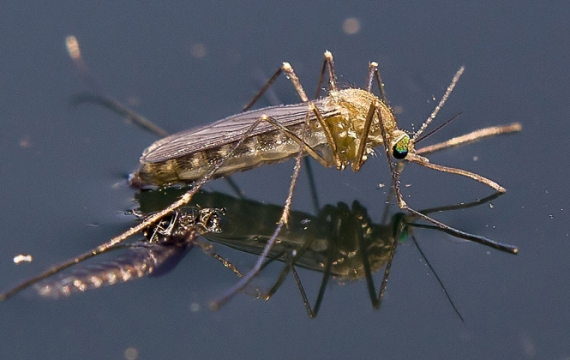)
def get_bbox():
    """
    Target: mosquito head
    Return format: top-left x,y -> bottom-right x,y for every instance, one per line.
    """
391,130 -> 410,160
